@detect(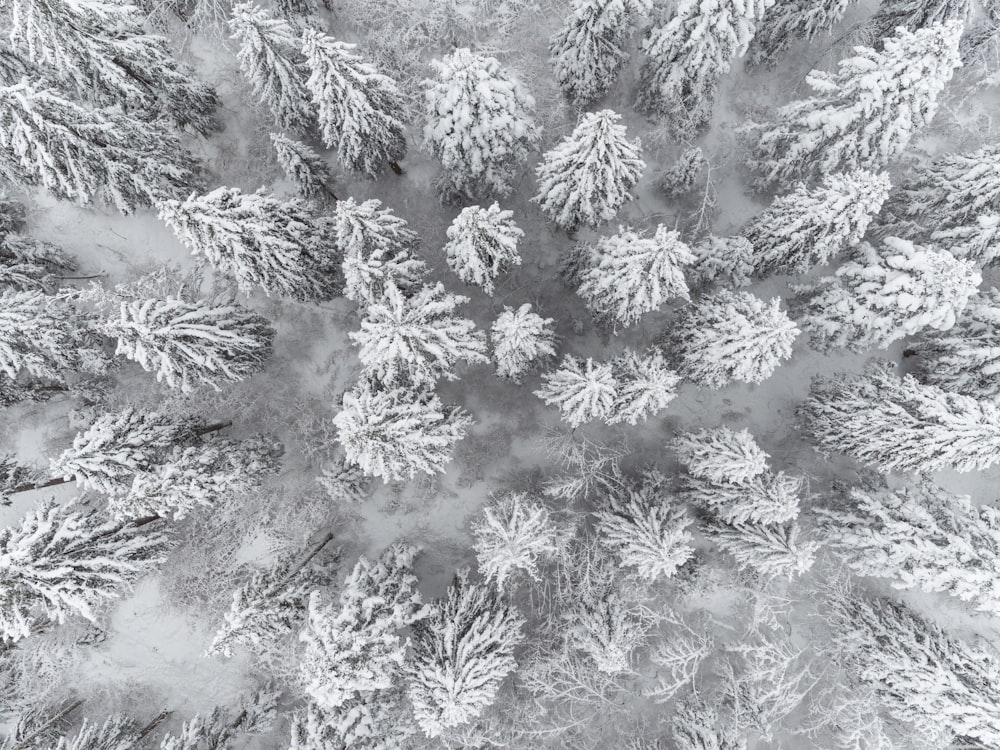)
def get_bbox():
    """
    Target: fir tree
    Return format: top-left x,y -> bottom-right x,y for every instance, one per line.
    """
0,500 -> 168,641
576,225 -> 694,329
535,355 -> 616,428
333,197 -> 425,307
408,570 -> 524,737
317,455 -> 370,504
532,109 -> 644,231
349,282 -> 488,387
565,590 -> 644,674
746,0 -> 858,69
442,203 -> 523,295
301,30 -> 408,177
673,427 -> 769,485
711,521 -> 818,580
423,49 -> 540,201
746,23 -> 963,188
671,697 -> 747,750
743,171 -> 891,276
0,454 -> 40,507
687,471 -> 803,527
799,359 -> 1000,473
101,297 -> 275,393
0,80 -> 201,214
288,694 -> 410,750
867,0 -> 972,41
819,482 -> 1000,615
51,715 -> 145,750
270,133 -> 336,201
0,290 -> 90,381
660,146 -> 708,198
230,3 -> 314,133
636,0 -> 776,138
909,287 -> 1000,402
672,290 -> 799,388
549,0 -> 651,107
688,235 -> 754,289
333,379 -> 473,482
793,237 -> 980,353
489,304 -> 558,383
608,348 -> 680,425
0,231 -> 75,293
158,187 -> 342,302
